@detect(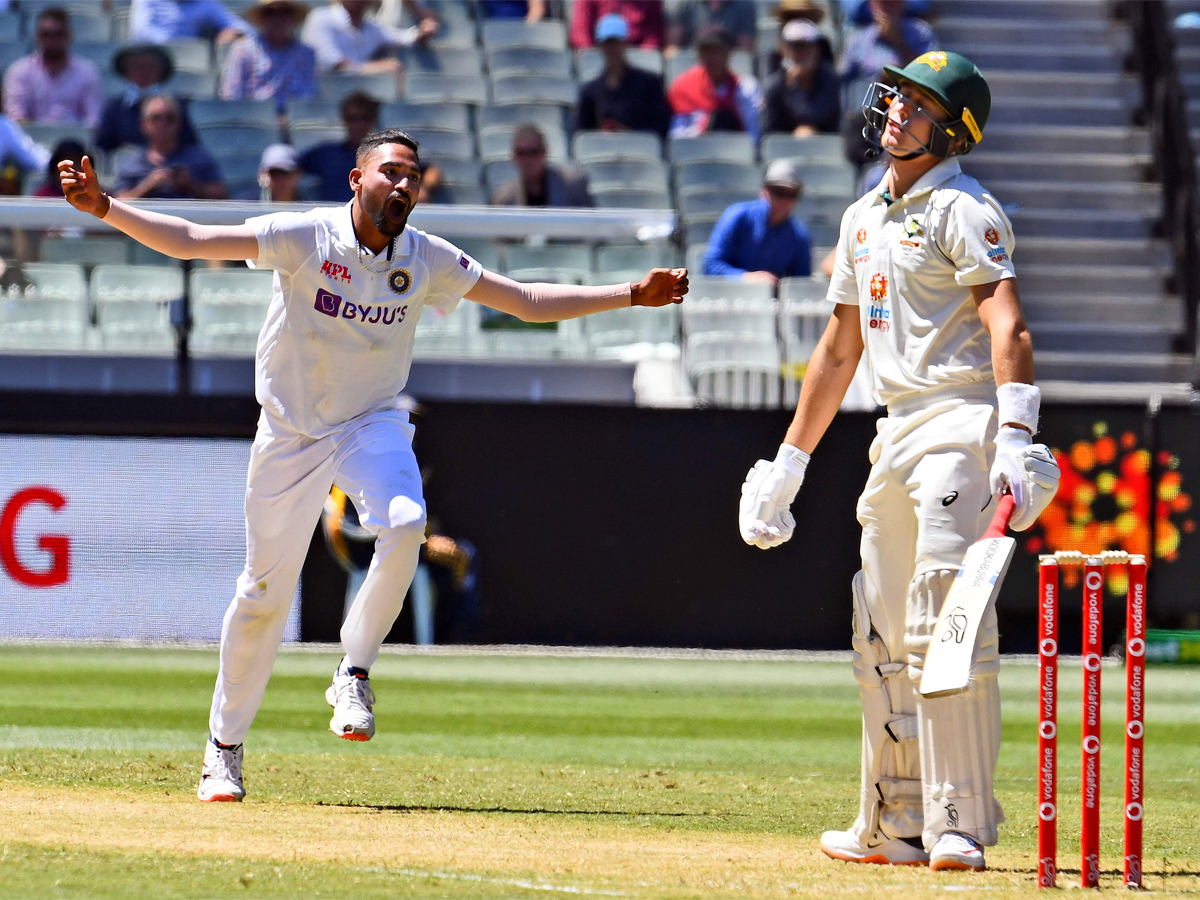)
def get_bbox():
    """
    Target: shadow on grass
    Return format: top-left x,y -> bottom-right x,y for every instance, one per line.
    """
320,801 -> 733,818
